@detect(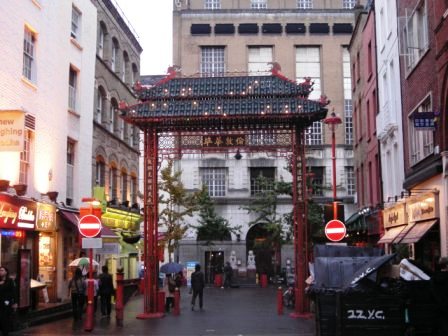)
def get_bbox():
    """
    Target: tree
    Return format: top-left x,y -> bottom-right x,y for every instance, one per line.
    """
191,185 -> 240,242
242,176 -> 290,275
158,160 -> 196,262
